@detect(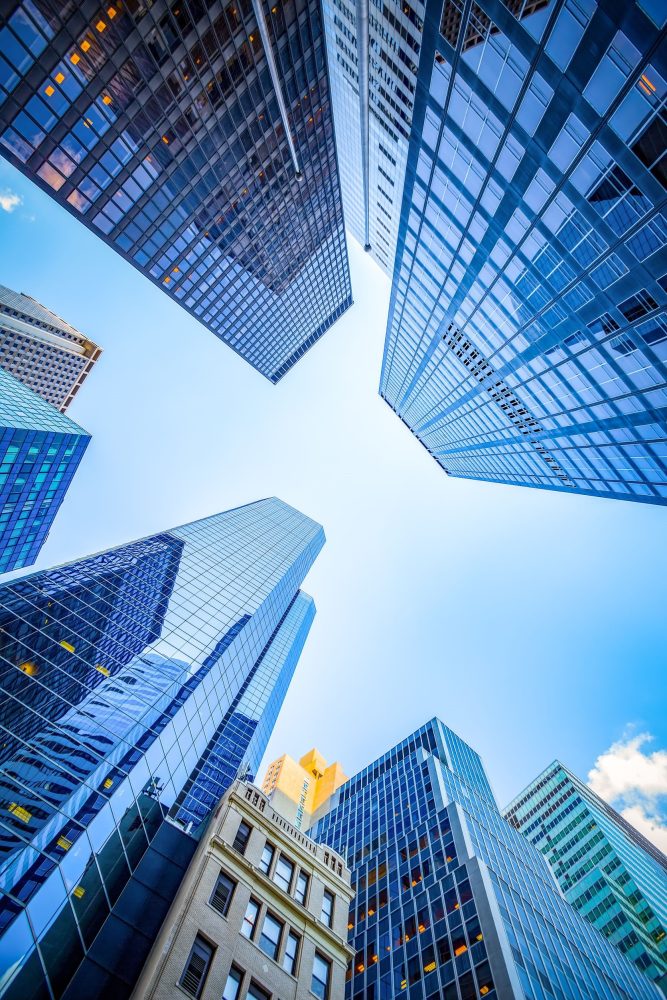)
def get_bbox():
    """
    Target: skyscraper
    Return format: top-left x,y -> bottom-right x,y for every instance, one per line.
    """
0,0 -> 352,382
0,366 -> 90,574
0,285 -> 101,413
504,760 -> 667,993
374,0 -> 667,502
0,498 -> 324,999
322,0 -> 424,273
262,747 -> 348,829
308,718 -> 662,1000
